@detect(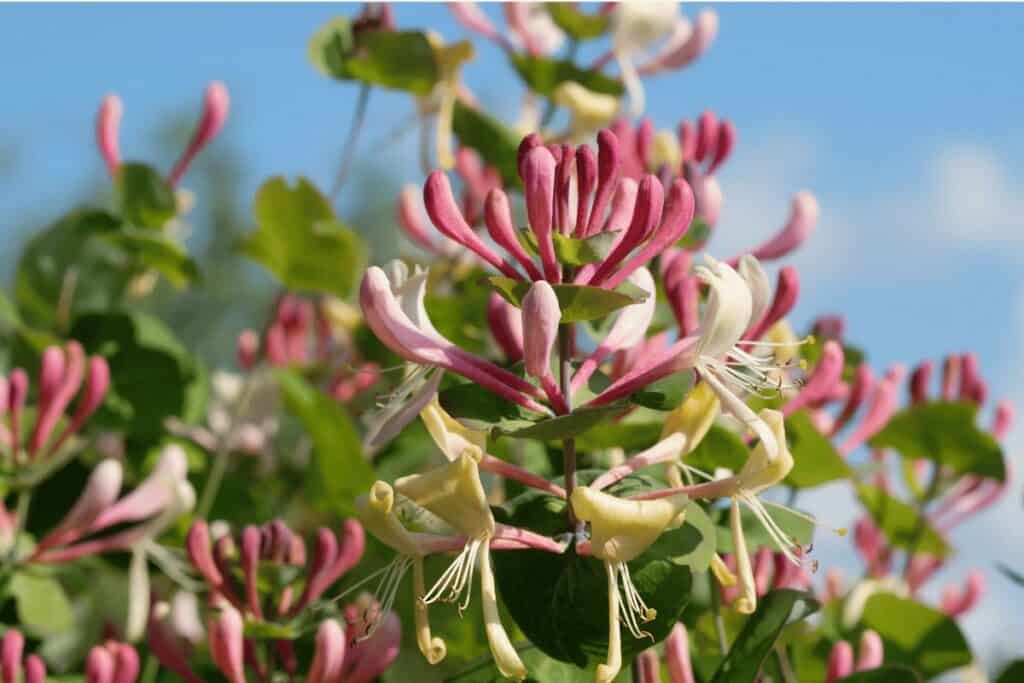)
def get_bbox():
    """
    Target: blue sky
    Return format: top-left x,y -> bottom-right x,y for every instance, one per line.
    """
3,2 -> 1024,669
